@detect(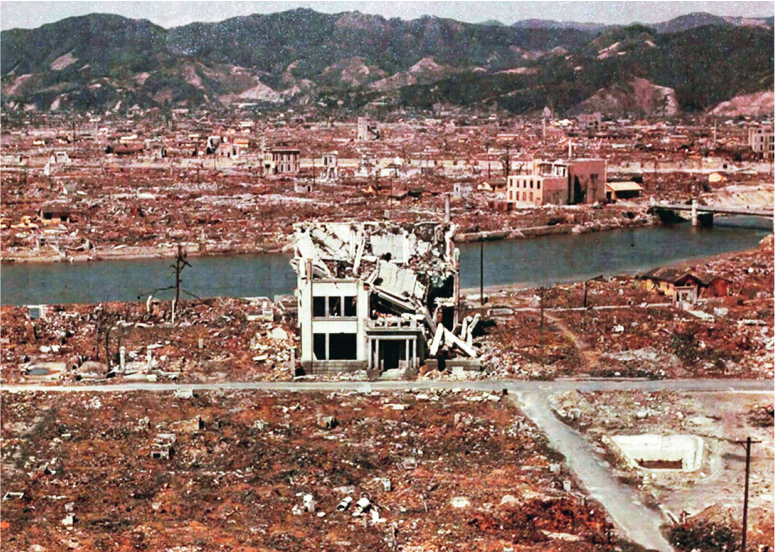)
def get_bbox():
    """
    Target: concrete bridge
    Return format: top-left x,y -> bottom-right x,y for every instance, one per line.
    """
651,199 -> 773,227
